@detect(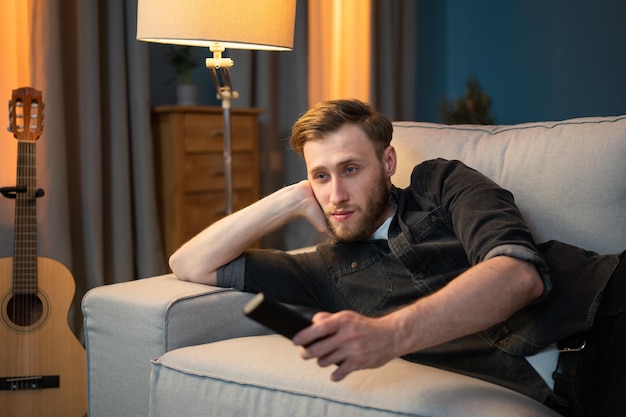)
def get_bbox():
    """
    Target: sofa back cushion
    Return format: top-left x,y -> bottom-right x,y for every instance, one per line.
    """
391,116 -> 626,255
